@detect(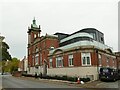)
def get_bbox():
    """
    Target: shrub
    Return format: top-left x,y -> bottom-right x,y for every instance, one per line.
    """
22,73 -> 90,82
80,78 -> 90,82
62,75 -> 67,80
22,73 -> 34,77
67,76 -> 77,82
